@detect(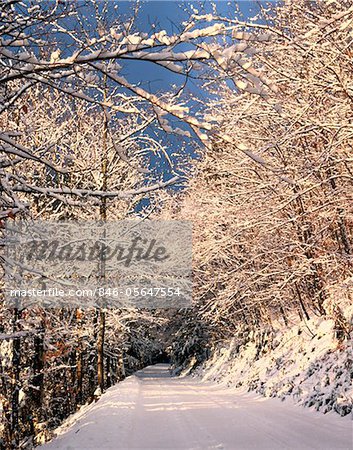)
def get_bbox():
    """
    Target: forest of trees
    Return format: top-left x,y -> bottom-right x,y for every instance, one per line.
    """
0,0 -> 352,448
163,0 -> 353,367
